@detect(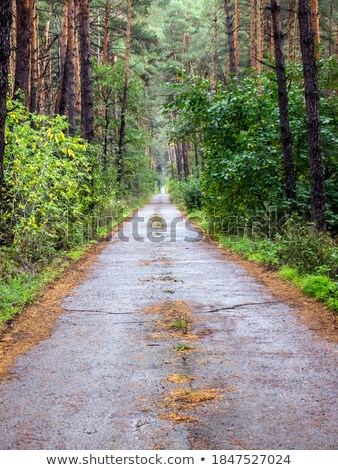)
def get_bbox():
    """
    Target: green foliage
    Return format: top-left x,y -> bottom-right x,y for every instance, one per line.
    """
277,220 -> 337,278
165,60 -> 338,232
1,99 -> 93,261
166,175 -> 202,211
302,275 -> 337,302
